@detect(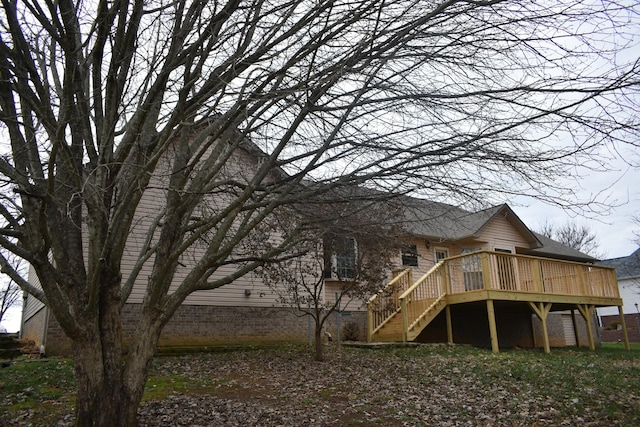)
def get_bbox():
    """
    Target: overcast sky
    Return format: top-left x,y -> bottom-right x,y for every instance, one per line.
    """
512,162 -> 639,260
